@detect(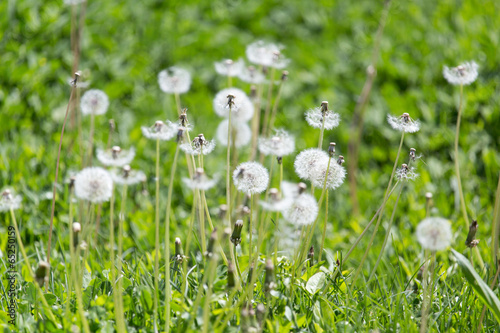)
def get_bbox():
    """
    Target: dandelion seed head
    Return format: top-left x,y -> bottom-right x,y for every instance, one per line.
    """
238,65 -> 266,84
0,189 -> 22,212
141,120 -> 178,141
305,104 -> 341,130
74,167 -> 113,203
258,129 -> 295,157
97,146 -> 135,167
214,58 -> 245,77
233,162 -> 269,194
387,113 -> 420,133
180,134 -> 216,156
182,168 -> 218,191
80,89 -> 109,116
443,61 -> 479,86
294,148 -> 329,180
282,192 -> 318,226
310,159 -> 347,190
246,41 -> 290,69
416,217 -> 452,251
396,163 -> 418,181
111,166 -> 146,185
216,119 -> 252,148
213,88 -> 254,122
259,188 -> 291,212
158,66 -> 191,94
